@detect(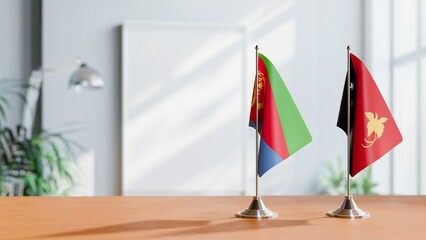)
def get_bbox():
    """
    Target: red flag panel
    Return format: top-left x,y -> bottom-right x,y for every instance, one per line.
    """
350,53 -> 403,176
